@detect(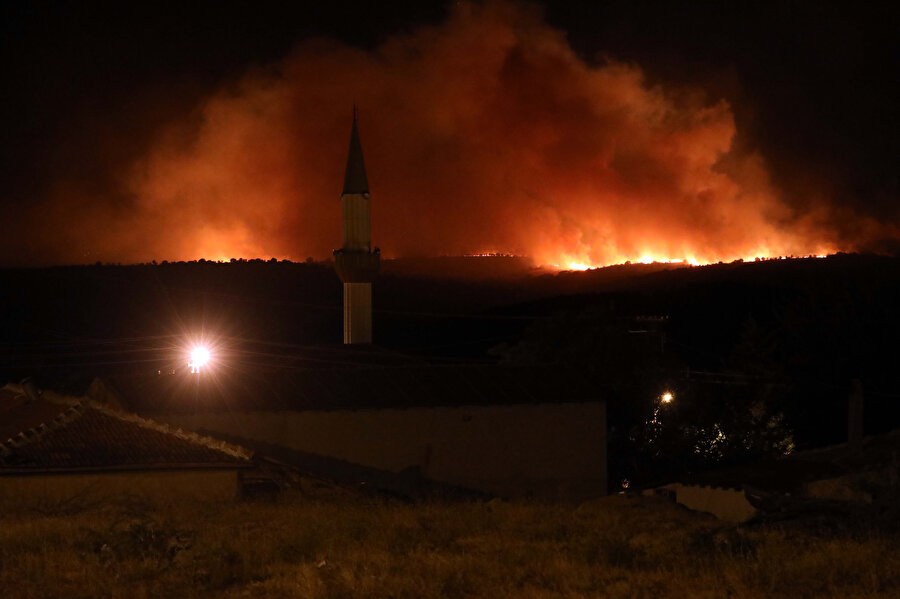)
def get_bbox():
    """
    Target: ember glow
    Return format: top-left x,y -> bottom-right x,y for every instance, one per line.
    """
5,1 -> 895,268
